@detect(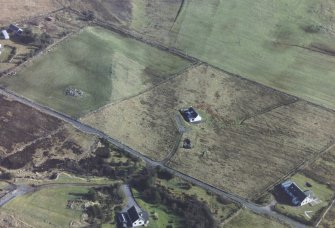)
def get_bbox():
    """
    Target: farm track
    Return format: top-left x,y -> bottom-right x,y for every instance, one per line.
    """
0,83 -> 308,228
